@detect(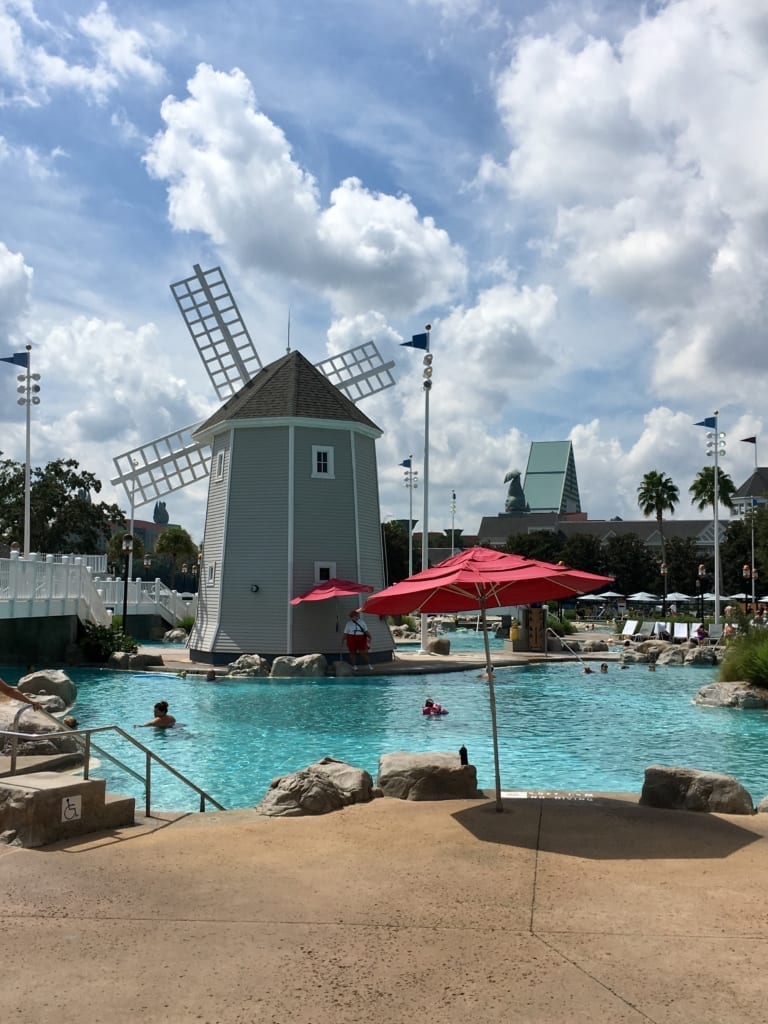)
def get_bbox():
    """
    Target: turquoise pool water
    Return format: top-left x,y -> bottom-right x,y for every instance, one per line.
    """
9,659 -> 768,812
